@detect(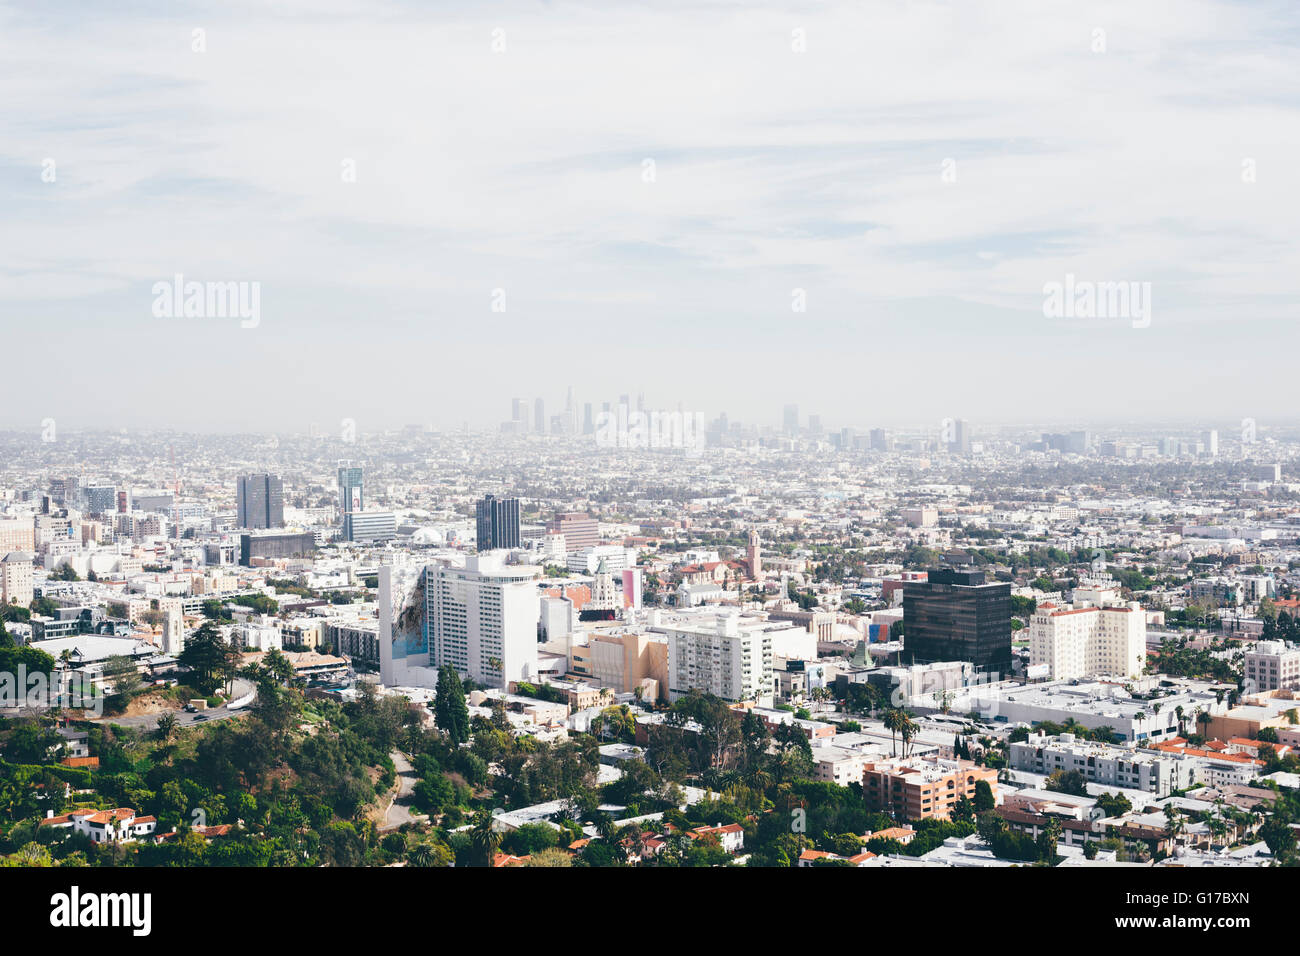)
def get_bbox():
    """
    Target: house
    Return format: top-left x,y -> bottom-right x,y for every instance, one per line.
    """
688,823 -> 744,854
40,808 -> 157,844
